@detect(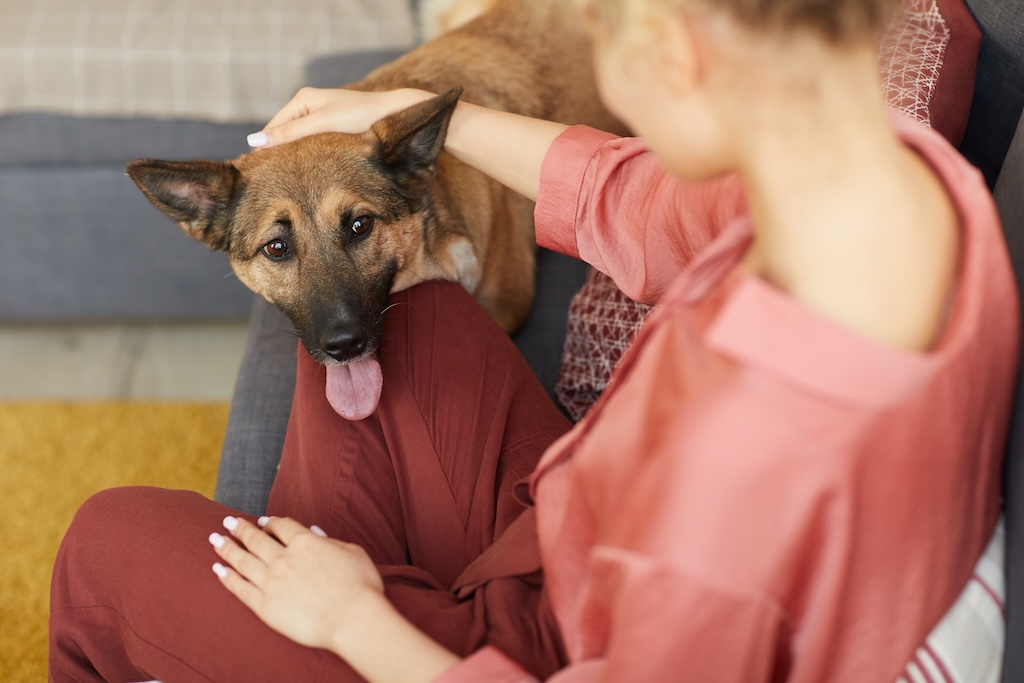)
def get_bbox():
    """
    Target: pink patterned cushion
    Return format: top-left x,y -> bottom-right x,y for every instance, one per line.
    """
557,269 -> 654,421
554,0 -> 980,422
